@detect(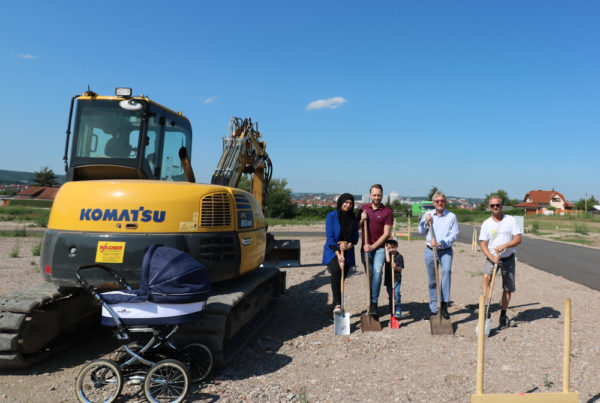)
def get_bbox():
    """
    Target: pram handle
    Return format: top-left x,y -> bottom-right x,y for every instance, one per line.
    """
76,264 -> 131,338
76,264 -> 133,295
